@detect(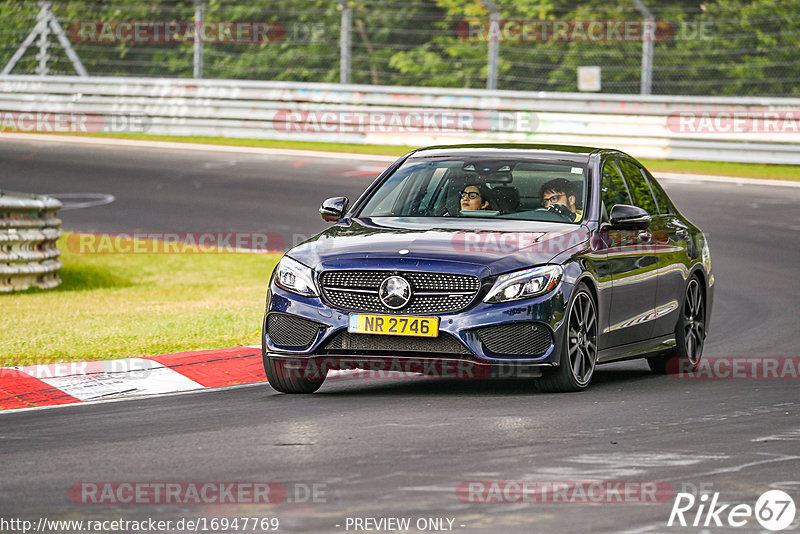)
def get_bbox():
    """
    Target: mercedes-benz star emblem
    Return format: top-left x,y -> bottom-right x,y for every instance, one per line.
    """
379,276 -> 411,310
